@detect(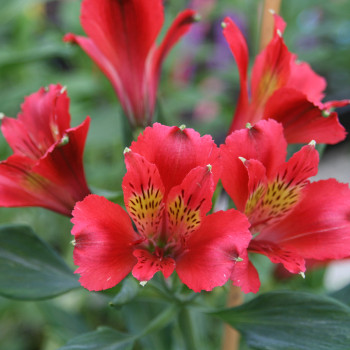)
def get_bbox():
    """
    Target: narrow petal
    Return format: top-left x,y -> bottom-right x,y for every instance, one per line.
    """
259,180 -> 350,261
147,9 -> 197,122
71,195 -> 138,291
132,249 -> 175,281
222,17 -> 250,132
250,23 -> 291,120
122,150 -> 165,238
63,34 -> 130,121
249,240 -> 305,274
176,209 -> 251,292
1,84 -> 70,159
130,123 -> 220,194
166,165 -> 214,242
247,144 -> 318,231
264,88 -> 346,144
